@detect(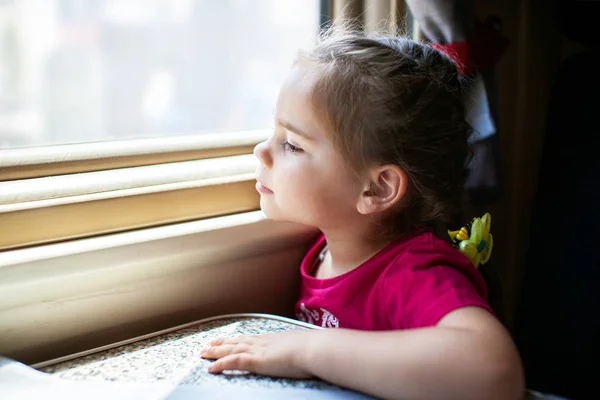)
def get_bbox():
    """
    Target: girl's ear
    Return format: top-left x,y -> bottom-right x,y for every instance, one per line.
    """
356,164 -> 408,215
